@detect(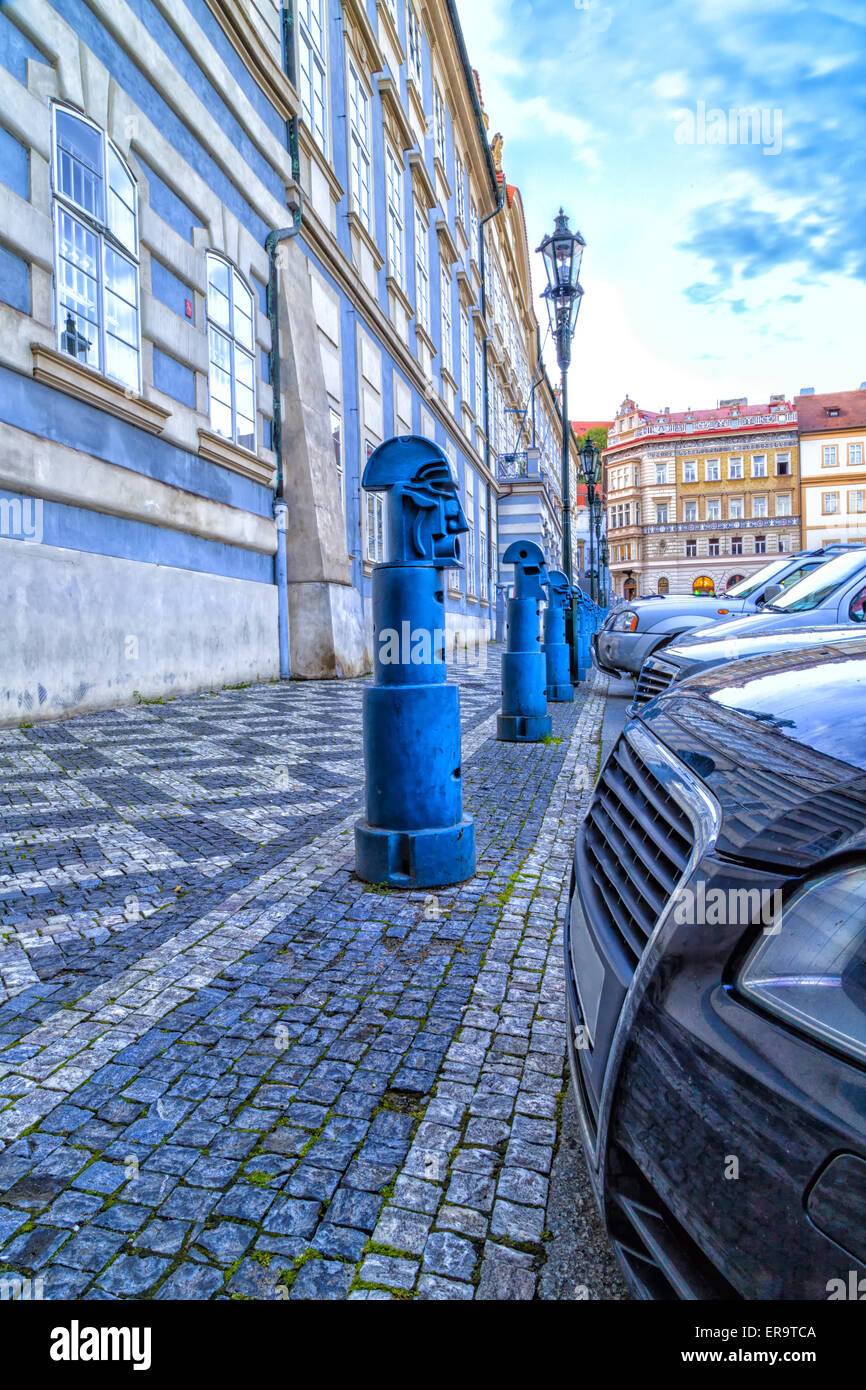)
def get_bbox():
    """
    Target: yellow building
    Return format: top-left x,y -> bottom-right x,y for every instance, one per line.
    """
604,396 -> 801,598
